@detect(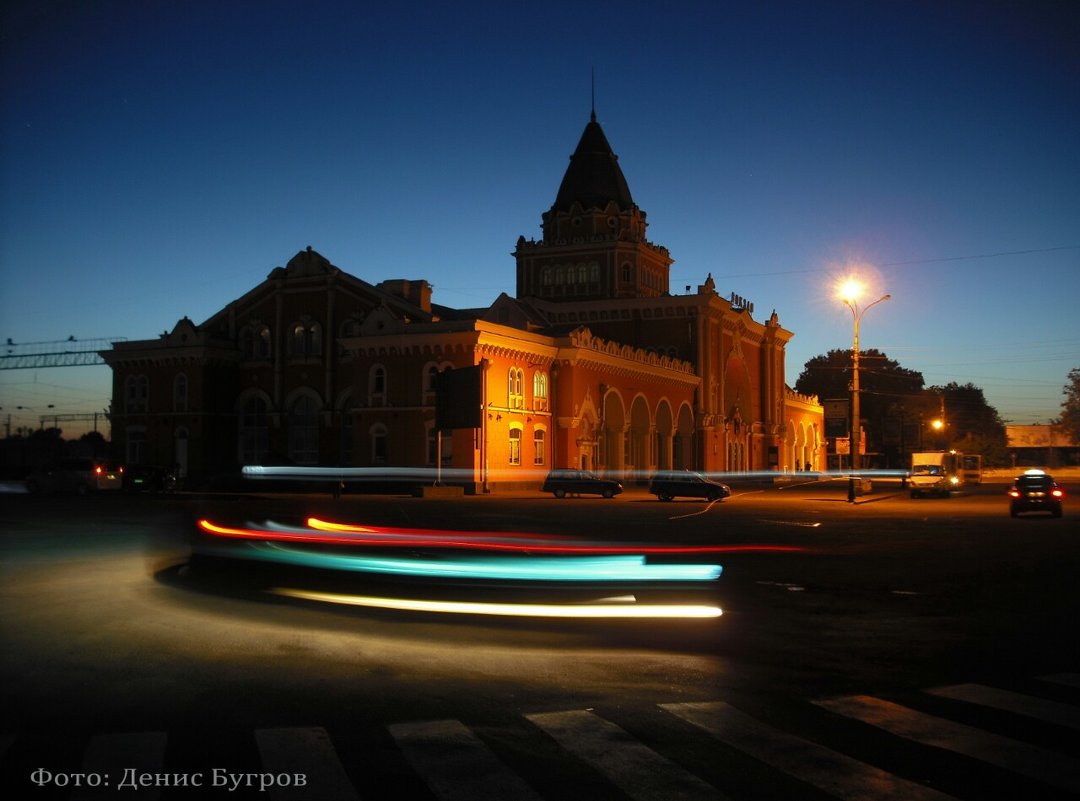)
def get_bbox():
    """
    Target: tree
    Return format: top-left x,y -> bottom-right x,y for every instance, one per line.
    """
796,349 -> 925,466
1056,367 -> 1080,441
927,382 -> 1008,465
